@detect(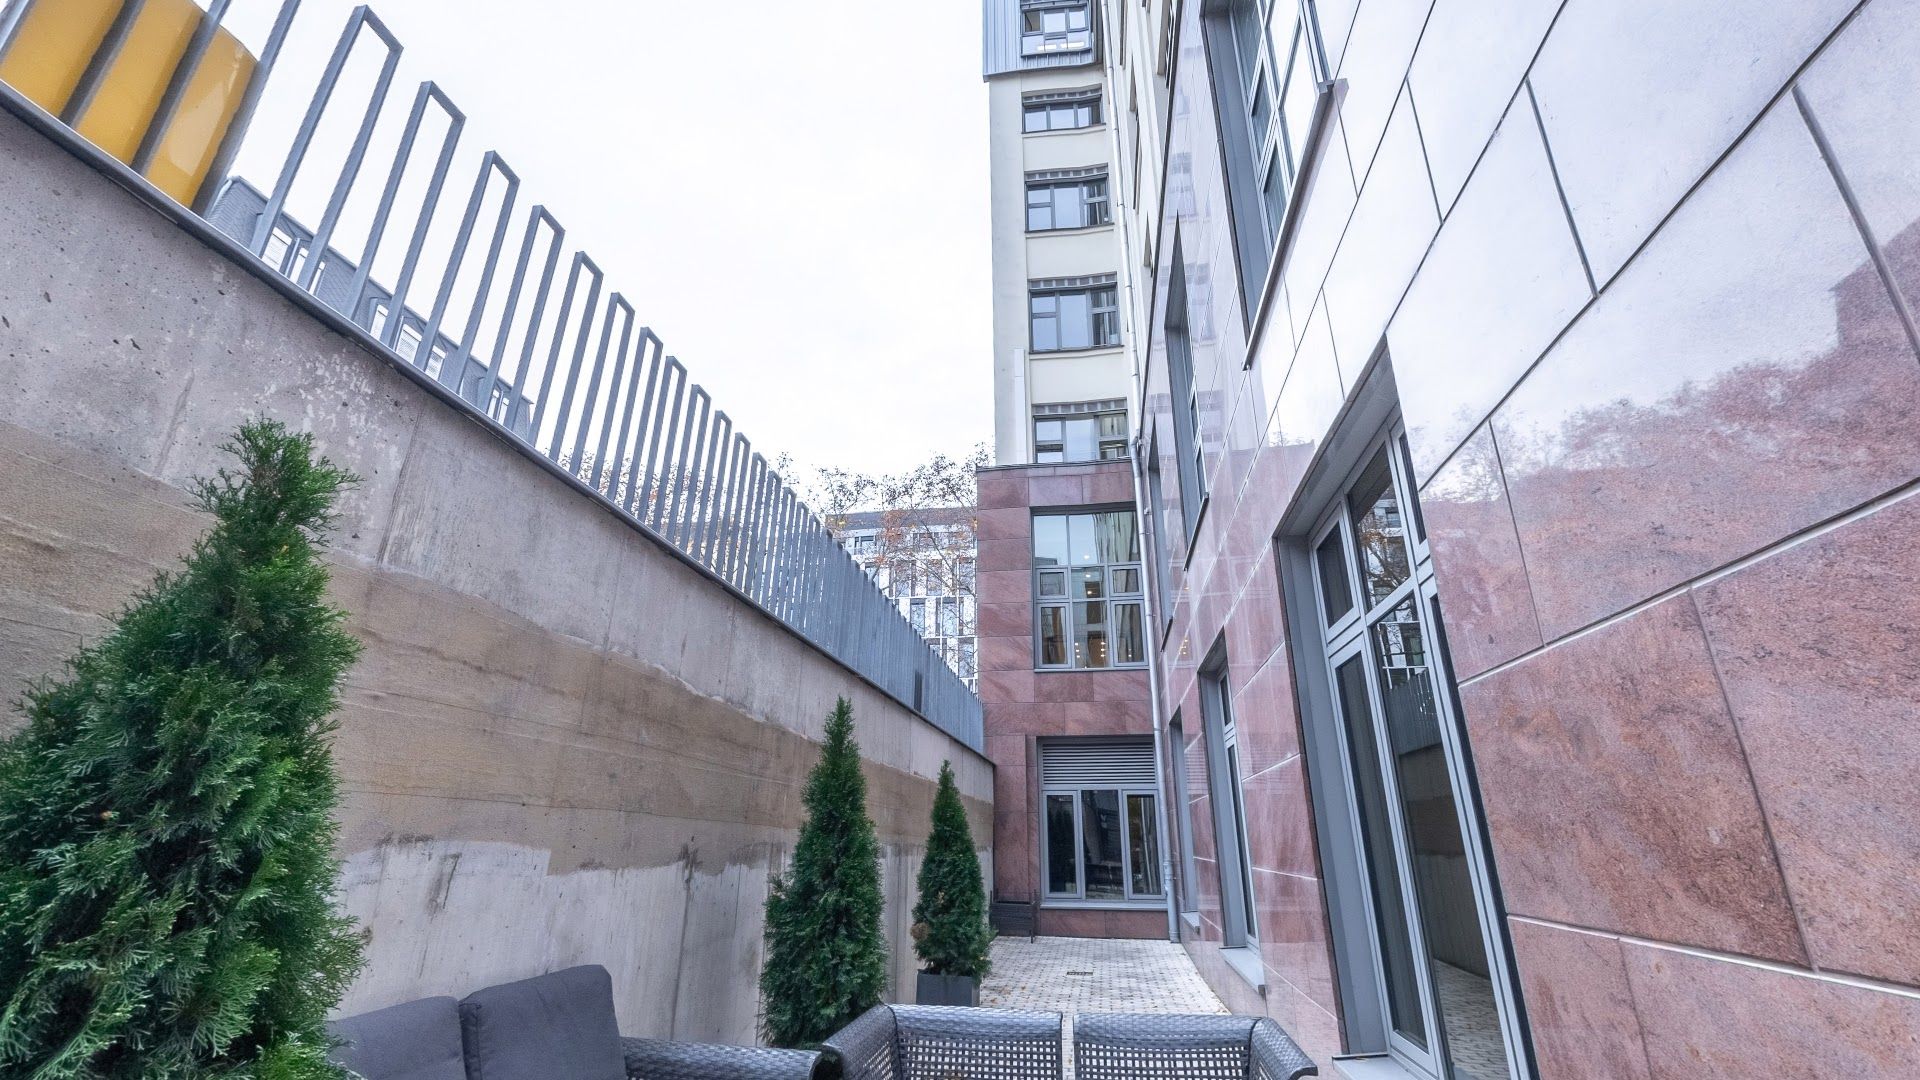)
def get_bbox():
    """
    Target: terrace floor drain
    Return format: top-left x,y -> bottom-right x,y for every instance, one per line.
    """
1067,970 -> 1094,976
